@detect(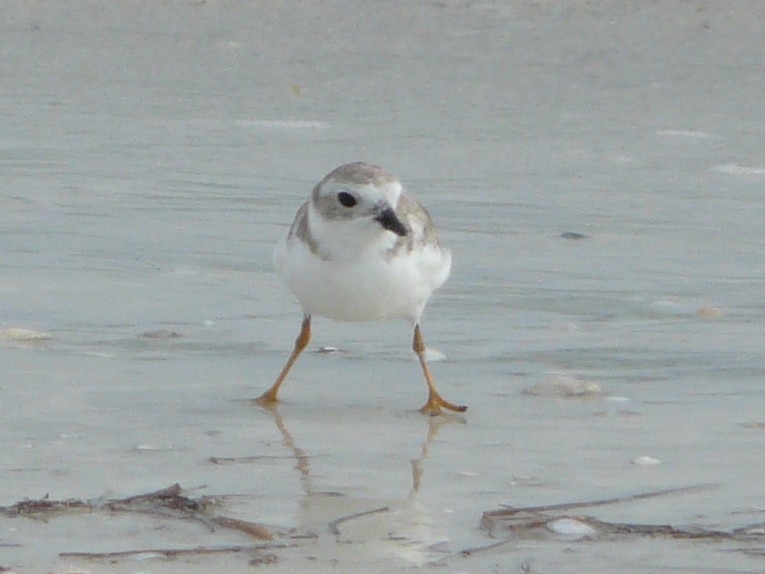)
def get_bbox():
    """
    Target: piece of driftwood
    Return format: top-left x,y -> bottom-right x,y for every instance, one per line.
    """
210,515 -> 274,540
